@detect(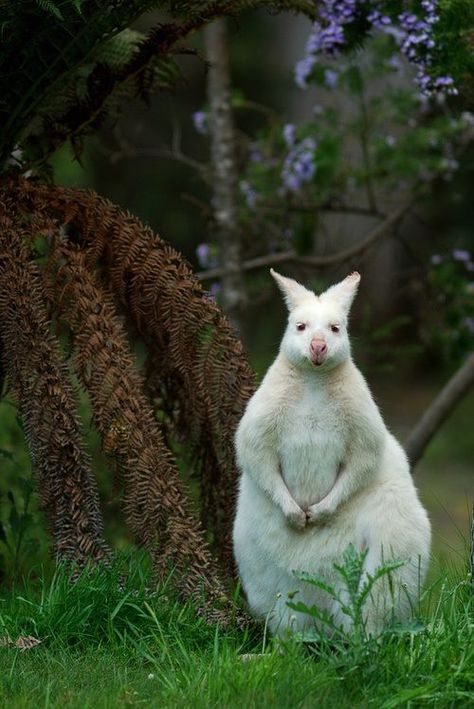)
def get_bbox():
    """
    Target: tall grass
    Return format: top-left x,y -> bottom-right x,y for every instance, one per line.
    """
0,551 -> 471,708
